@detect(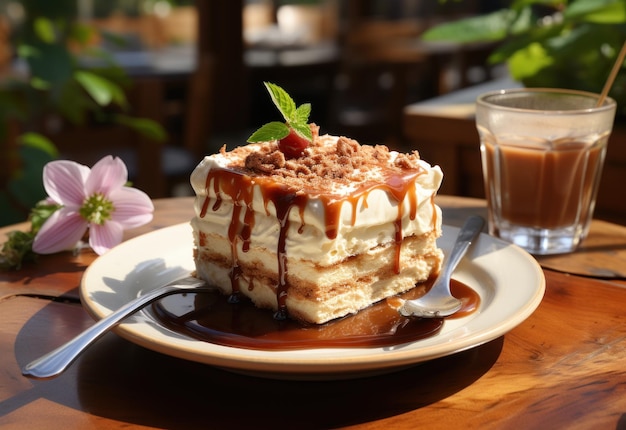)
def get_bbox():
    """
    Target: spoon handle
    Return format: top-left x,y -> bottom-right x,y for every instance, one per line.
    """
443,215 -> 486,280
22,278 -> 207,379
